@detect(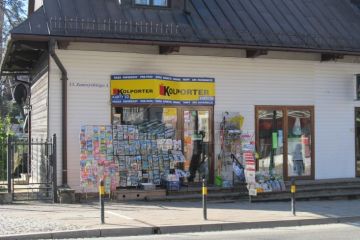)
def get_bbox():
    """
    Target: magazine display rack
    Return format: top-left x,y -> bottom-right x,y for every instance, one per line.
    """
112,121 -> 185,187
